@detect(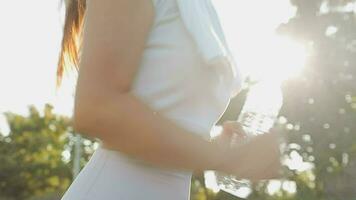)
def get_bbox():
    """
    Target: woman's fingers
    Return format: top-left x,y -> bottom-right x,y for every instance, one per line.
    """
224,129 -> 283,181
222,121 -> 247,138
